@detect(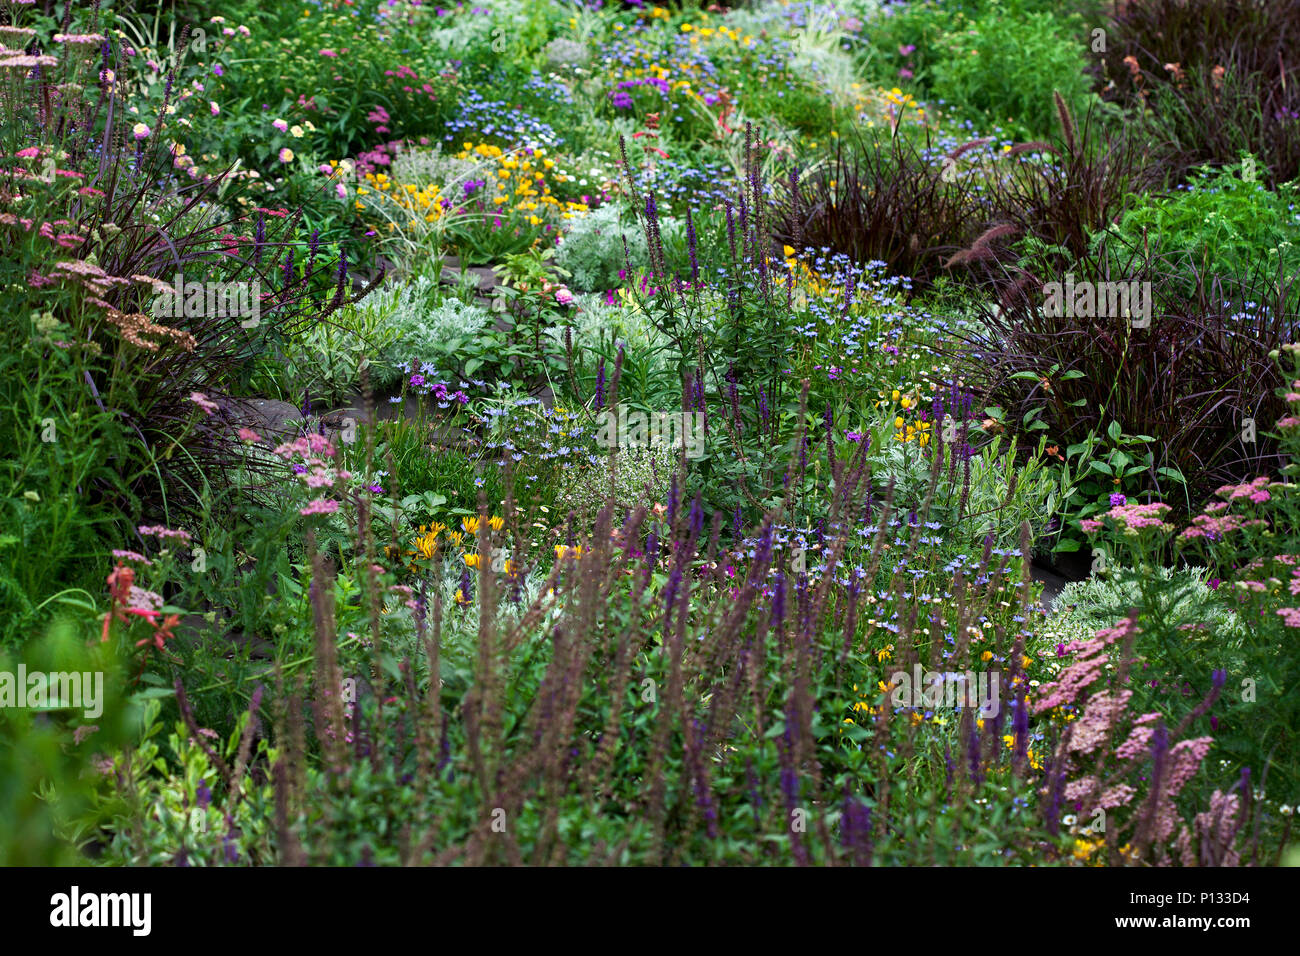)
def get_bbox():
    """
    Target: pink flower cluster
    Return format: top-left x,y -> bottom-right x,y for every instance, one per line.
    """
112,549 -> 152,565
138,525 -> 192,544
1068,689 -> 1132,755
1054,688 -> 1218,848
267,434 -> 351,516
1177,789 -> 1241,866
1179,511 -> 1268,541
1079,501 -> 1173,536
1033,615 -> 1140,713
127,586 -> 164,613
190,392 -> 220,416
1215,475 -> 1273,503
37,219 -> 86,249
